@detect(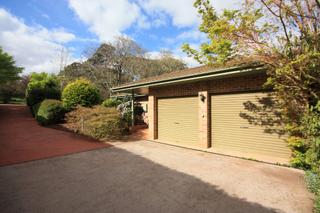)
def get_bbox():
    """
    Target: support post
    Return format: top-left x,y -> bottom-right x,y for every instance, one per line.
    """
131,90 -> 134,127
199,91 -> 209,148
